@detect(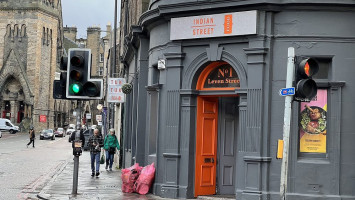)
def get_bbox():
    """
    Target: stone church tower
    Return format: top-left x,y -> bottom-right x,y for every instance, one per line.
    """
0,0 -> 67,131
